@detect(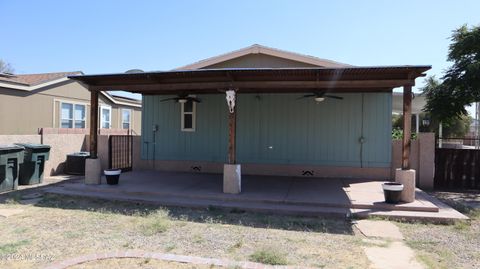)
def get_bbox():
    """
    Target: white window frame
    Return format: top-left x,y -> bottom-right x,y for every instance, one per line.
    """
181,97 -> 196,132
121,108 -> 132,130
100,105 -> 112,129
59,101 -> 87,129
